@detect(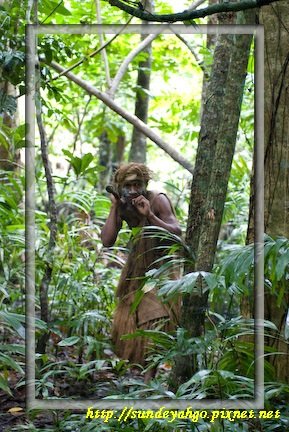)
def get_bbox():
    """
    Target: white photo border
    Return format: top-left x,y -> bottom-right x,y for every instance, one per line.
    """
25,23 -> 264,410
